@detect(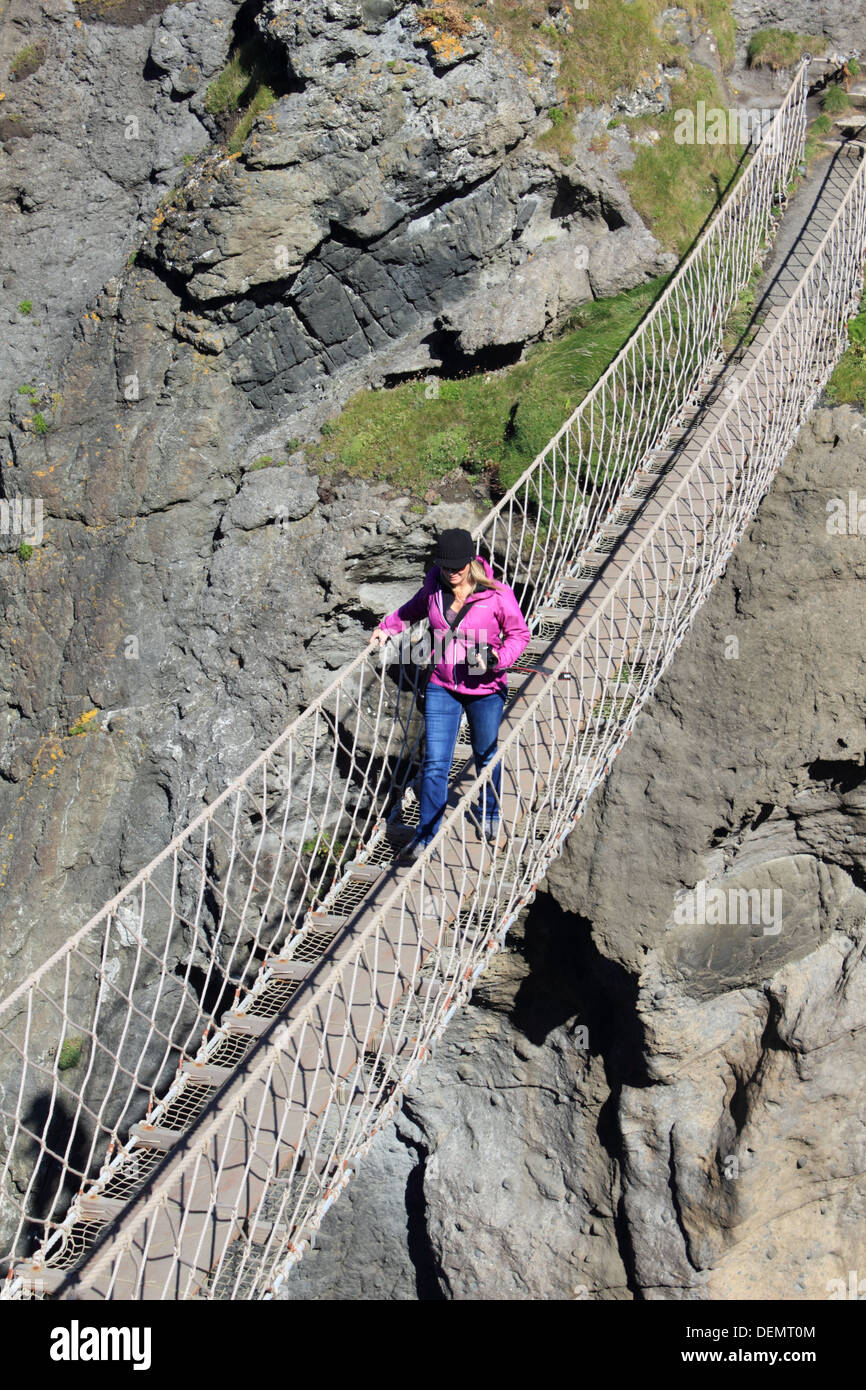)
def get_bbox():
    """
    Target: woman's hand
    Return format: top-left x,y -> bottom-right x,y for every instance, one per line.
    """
369,627 -> 390,648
